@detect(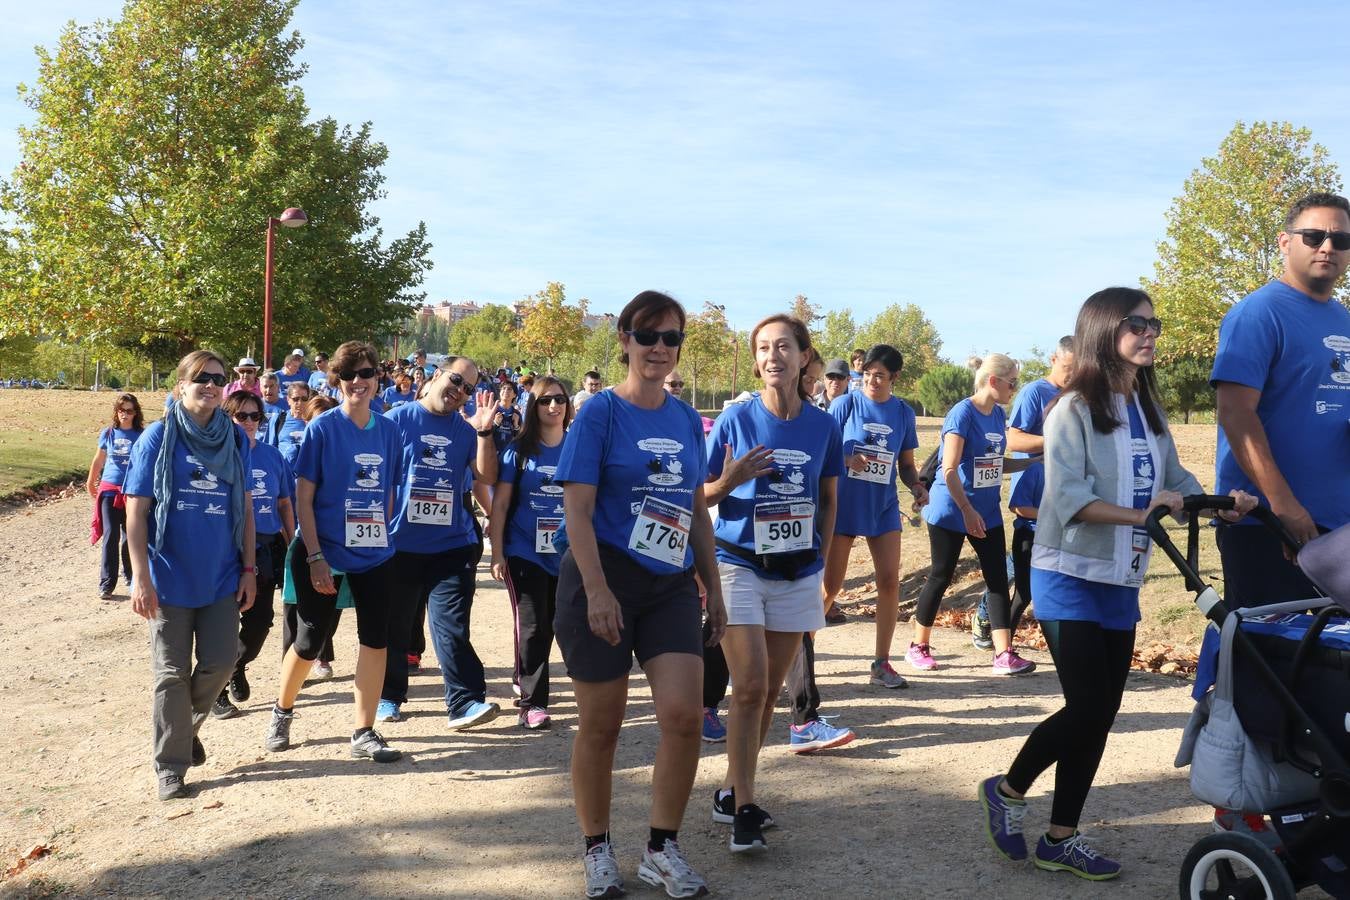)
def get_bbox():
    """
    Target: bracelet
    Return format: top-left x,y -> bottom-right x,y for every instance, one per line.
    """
476,428 -> 493,437
241,565 -> 257,575
306,551 -> 325,564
